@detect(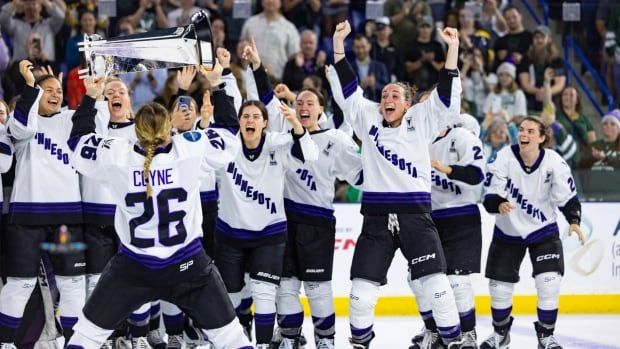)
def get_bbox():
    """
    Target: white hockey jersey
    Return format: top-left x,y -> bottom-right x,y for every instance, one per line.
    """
81,119 -> 137,225
483,145 -> 577,243
430,127 -> 485,219
7,86 -> 84,224
261,92 -> 362,224
326,62 -> 462,214
71,129 -> 240,267
216,132 -> 319,240
0,124 -> 14,211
